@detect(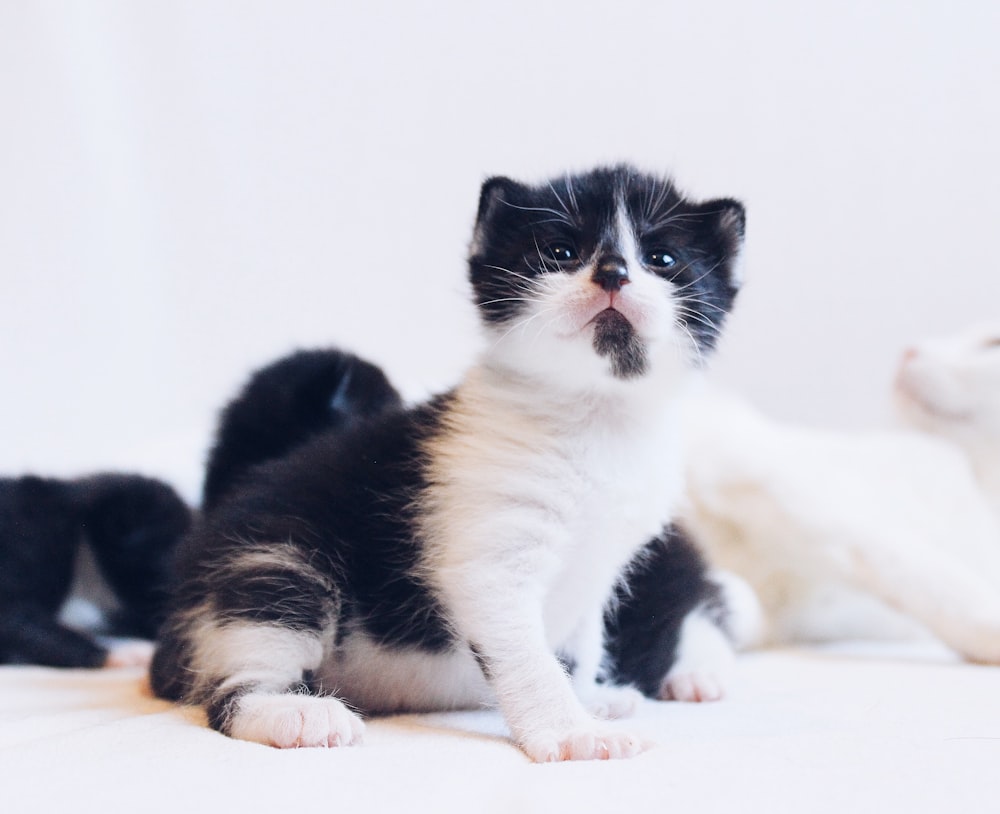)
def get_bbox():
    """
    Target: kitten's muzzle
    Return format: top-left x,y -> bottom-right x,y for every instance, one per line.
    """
592,256 -> 630,292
